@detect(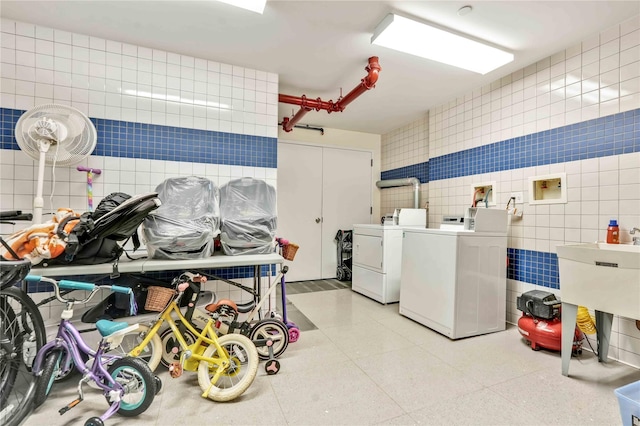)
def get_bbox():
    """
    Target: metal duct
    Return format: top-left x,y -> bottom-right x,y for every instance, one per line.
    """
376,177 -> 420,209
